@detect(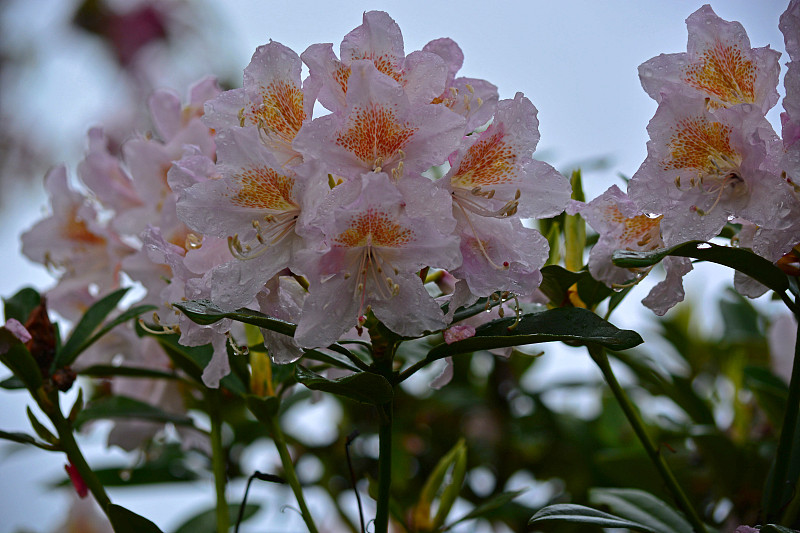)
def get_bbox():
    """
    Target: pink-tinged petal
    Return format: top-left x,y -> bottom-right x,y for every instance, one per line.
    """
446,93 -> 570,220
781,1 -> 800,60
167,146 -> 218,192
256,275 -> 305,364
442,279 -> 478,323
341,11 -> 404,78
423,38 -> 463,85
188,76 -> 222,113
77,128 -> 142,214
1,319 -> 32,349
296,174 -> 459,347
641,256 -> 692,316
453,213 -> 548,298
201,333 -> 231,389
571,185 -> 665,287
734,269 -> 769,298
295,62 -> 465,179
629,95 -> 786,245
302,42 -> 350,112
203,87 -> 250,130
639,5 -> 780,113
444,324 -> 475,344
430,357 -> 454,390
148,88 -> 182,141
445,77 -> 499,132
